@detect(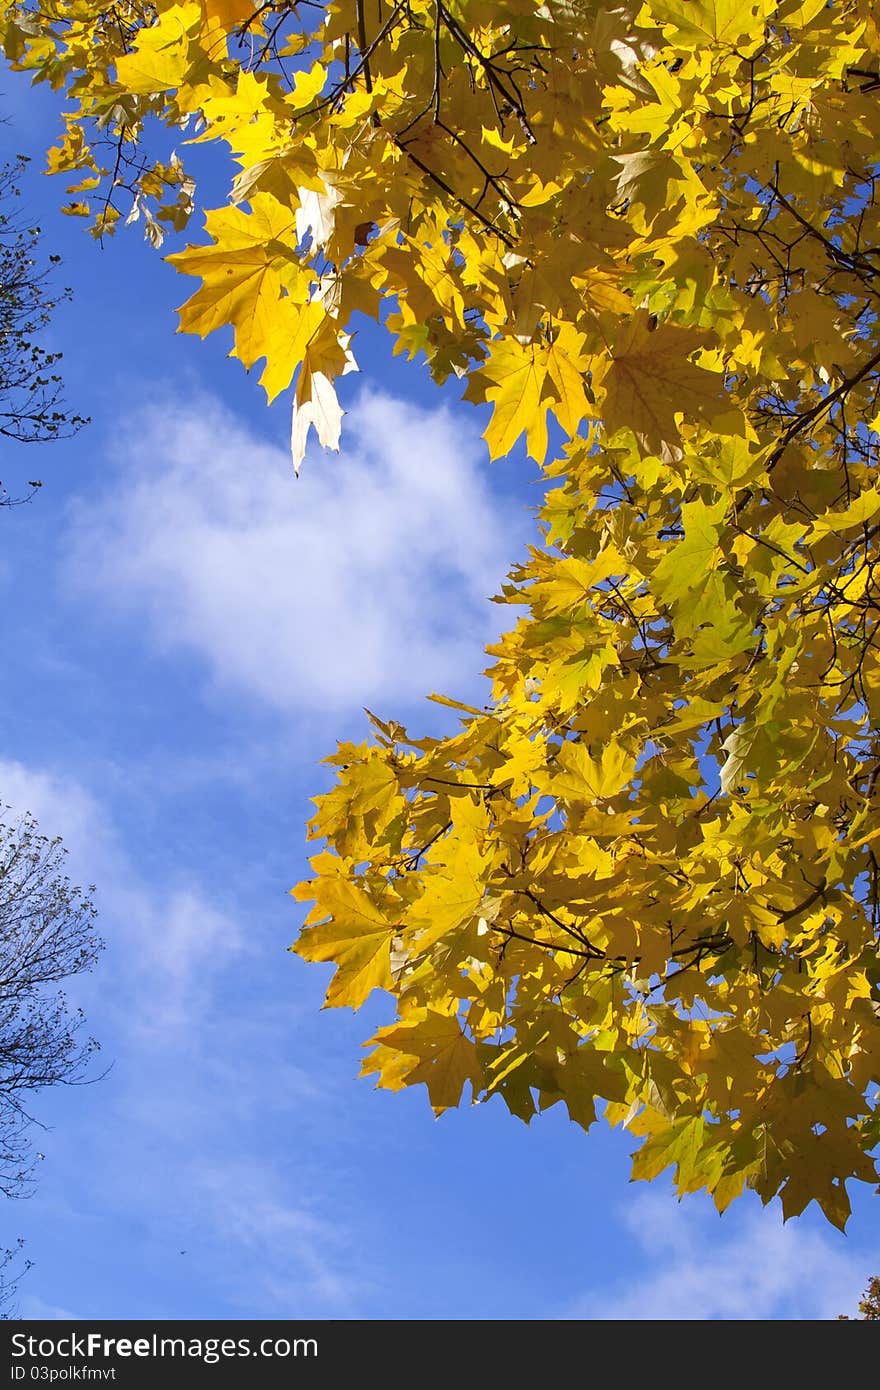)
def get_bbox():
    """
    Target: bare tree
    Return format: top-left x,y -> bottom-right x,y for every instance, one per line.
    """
0,1239 -> 31,1320
0,152 -> 87,504
0,143 -> 95,1318
0,810 -> 103,1200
